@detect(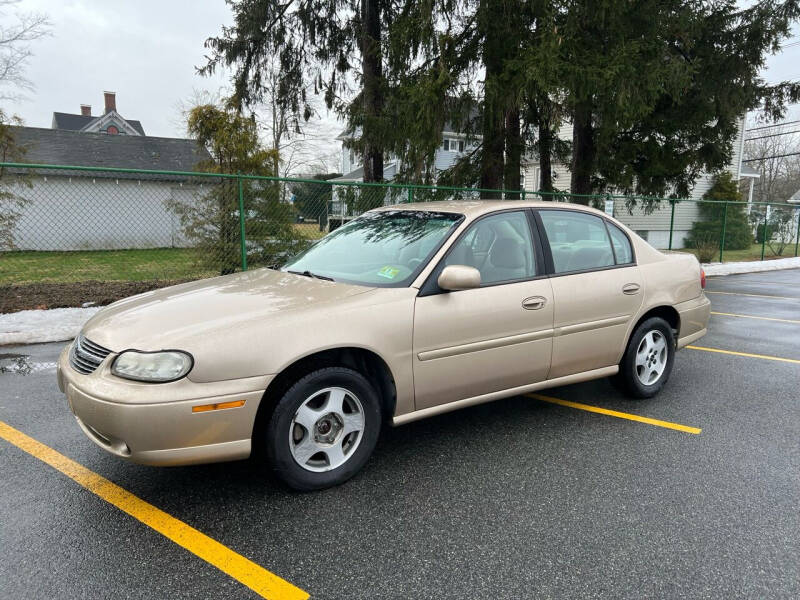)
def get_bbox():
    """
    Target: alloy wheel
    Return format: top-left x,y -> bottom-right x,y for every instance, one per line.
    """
635,330 -> 668,386
289,387 -> 365,472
